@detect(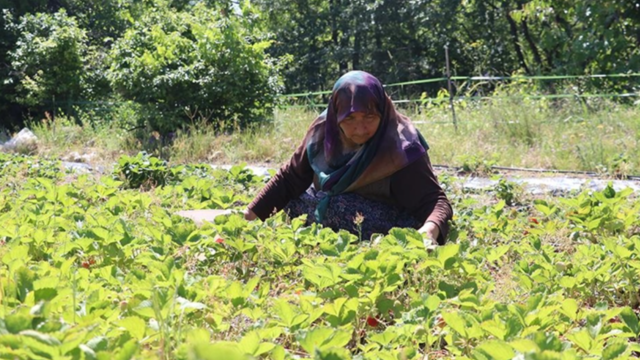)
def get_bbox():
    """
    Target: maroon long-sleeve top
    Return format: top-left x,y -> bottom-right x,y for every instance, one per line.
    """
248,141 -> 453,244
